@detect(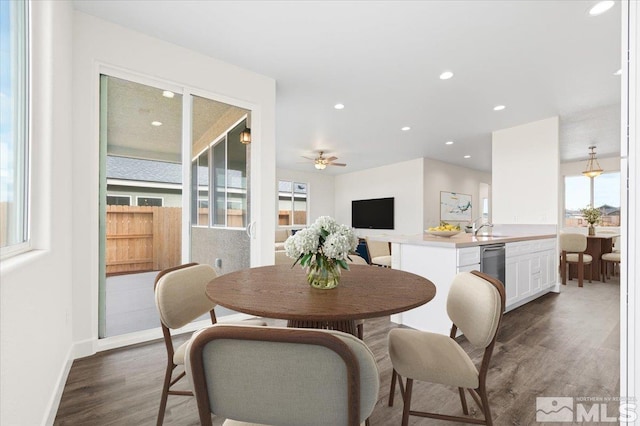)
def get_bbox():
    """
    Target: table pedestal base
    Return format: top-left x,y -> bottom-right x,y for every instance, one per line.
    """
287,319 -> 357,336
